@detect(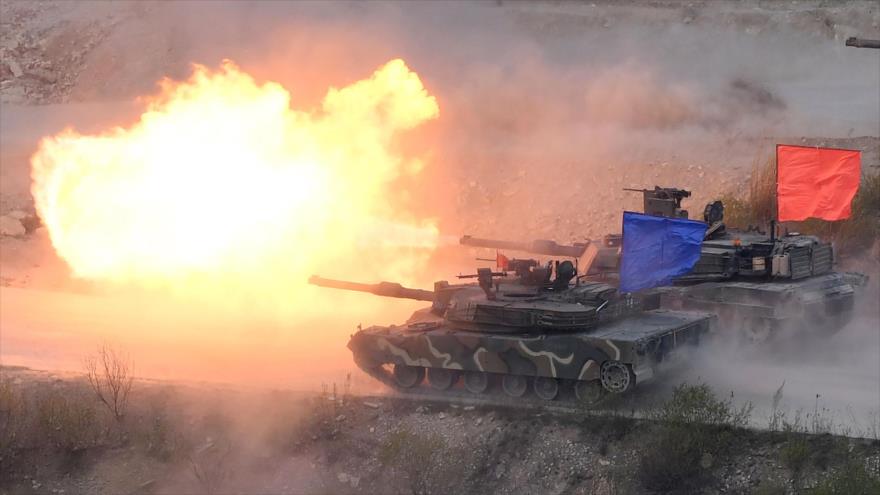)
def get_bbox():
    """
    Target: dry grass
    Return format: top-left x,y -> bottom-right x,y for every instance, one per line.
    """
35,386 -> 104,452
638,383 -> 752,492
721,157 -> 880,255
